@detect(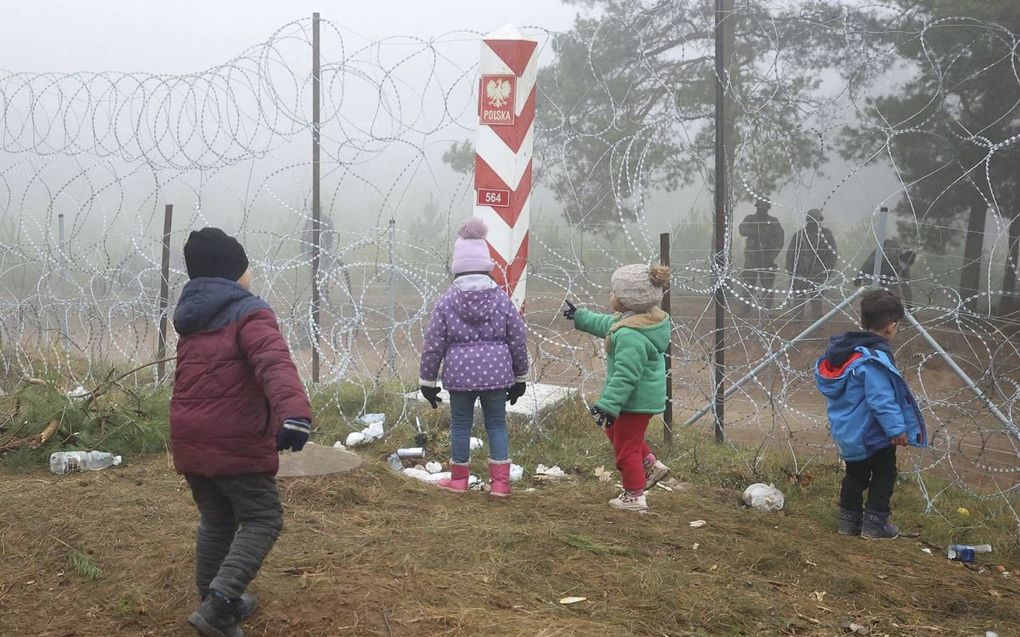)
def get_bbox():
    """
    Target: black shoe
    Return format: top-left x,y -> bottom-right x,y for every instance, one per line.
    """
188,591 -> 244,637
